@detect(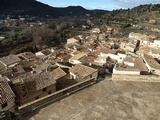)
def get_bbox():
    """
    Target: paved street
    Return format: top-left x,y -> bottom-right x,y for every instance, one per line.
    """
23,76 -> 160,120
